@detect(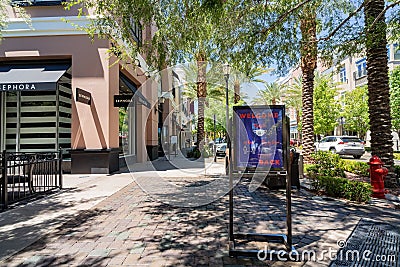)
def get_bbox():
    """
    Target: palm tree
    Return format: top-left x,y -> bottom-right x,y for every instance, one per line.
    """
285,77 -> 302,138
299,4 -> 318,164
230,67 -> 272,104
182,61 -> 225,149
365,0 -> 396,187
253,82 -> 286,105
